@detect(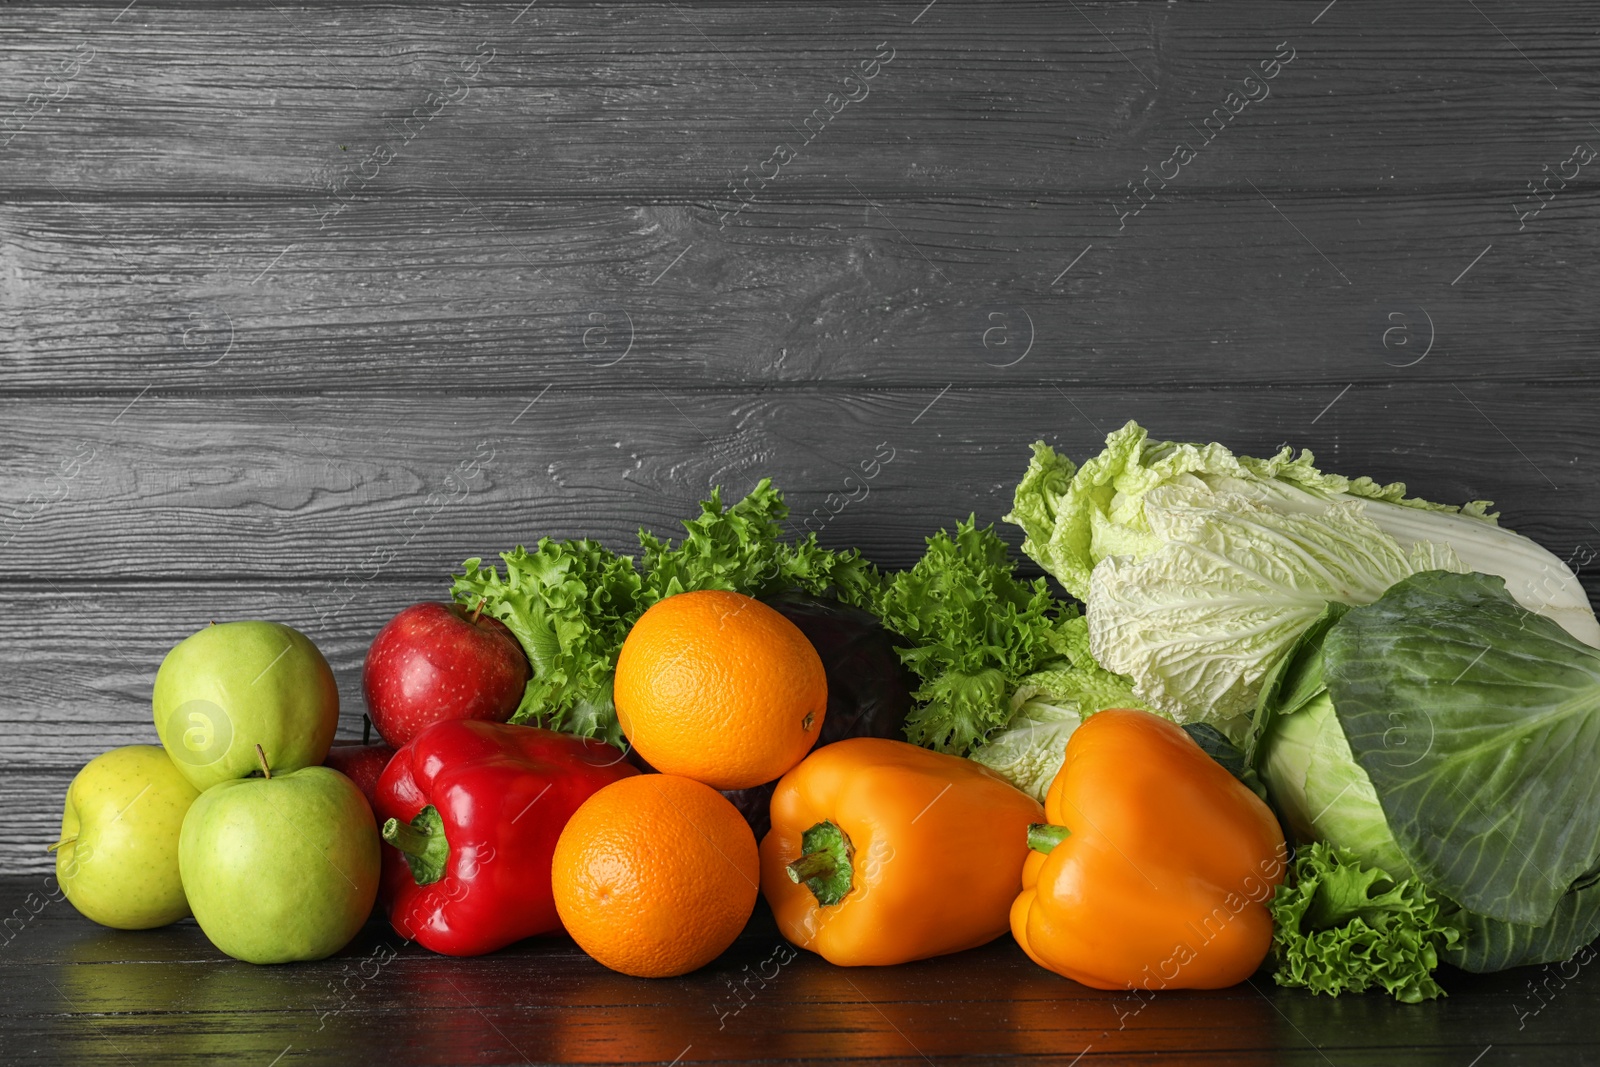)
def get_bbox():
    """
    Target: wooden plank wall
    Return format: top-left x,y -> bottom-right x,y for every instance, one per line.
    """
4,0 -> 1598,873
